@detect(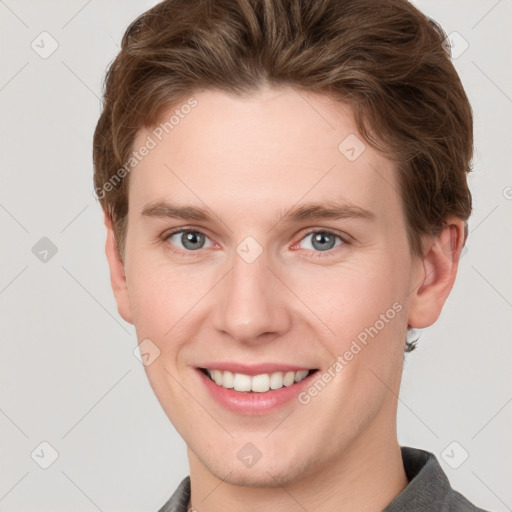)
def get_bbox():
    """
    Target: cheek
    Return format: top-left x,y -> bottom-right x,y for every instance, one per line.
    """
287,253 -> 410,338
125,256 -> 212,346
